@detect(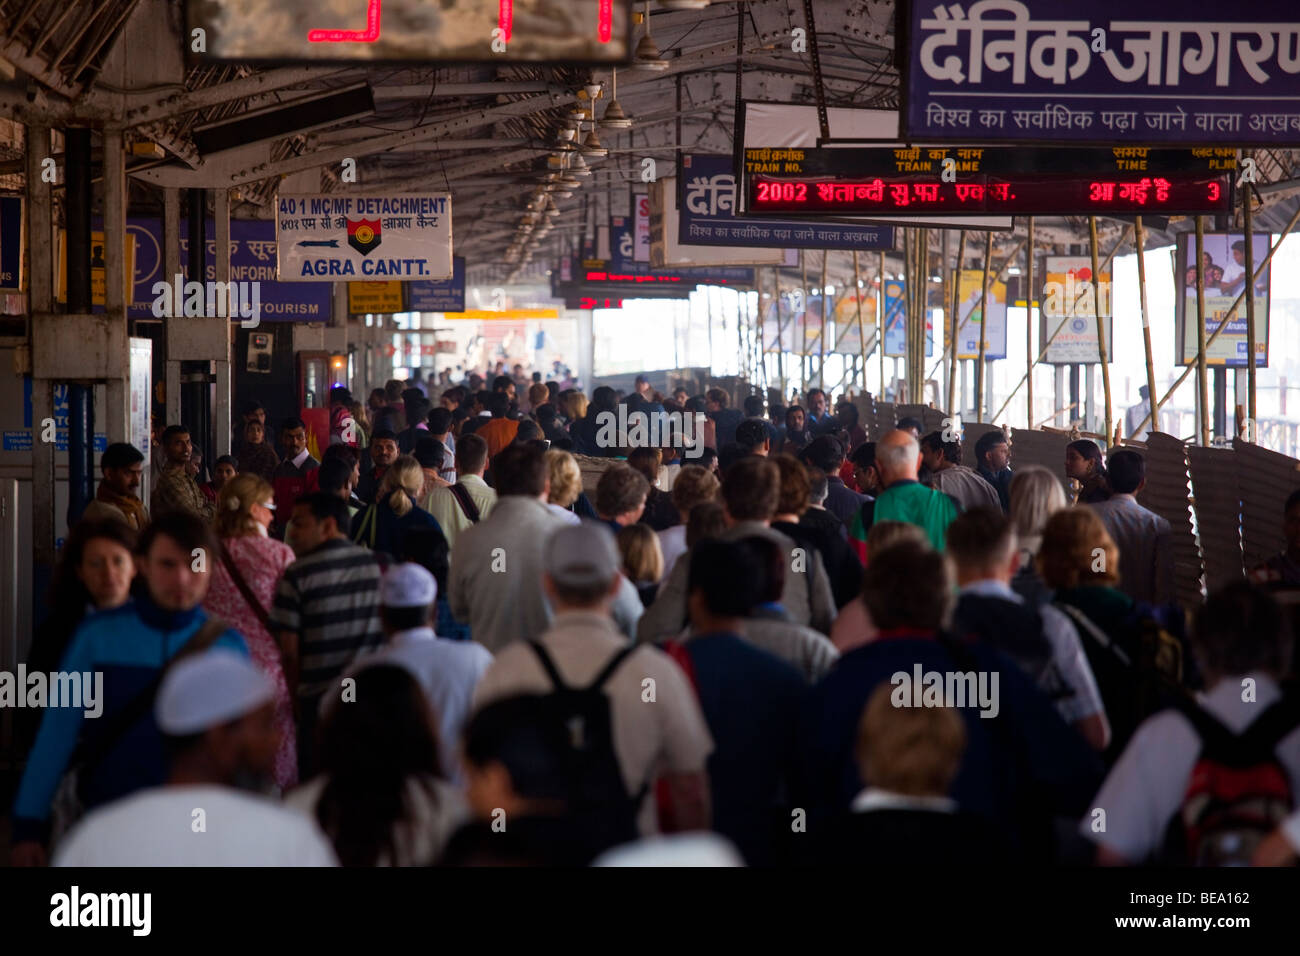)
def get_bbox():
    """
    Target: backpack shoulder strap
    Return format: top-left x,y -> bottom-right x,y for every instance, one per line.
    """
586,643 -> 639,693
1174,698 -> 1237,756
528,640 -> 570,692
